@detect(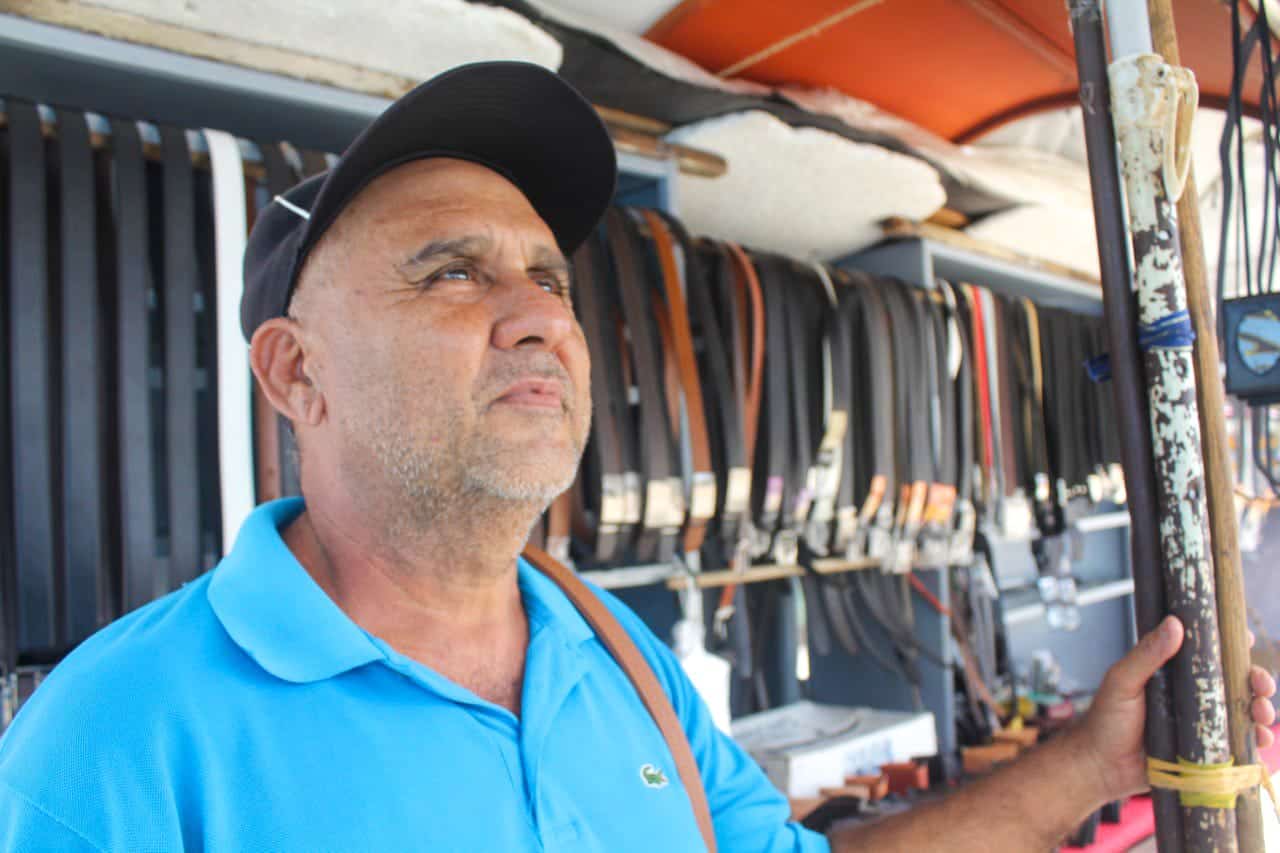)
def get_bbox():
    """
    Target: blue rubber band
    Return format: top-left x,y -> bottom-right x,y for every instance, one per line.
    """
1138,310 -> 1196,351
1084,311 -> 1195,384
